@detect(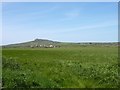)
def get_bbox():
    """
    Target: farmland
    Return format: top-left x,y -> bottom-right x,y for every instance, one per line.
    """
2,45 -> 120,88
